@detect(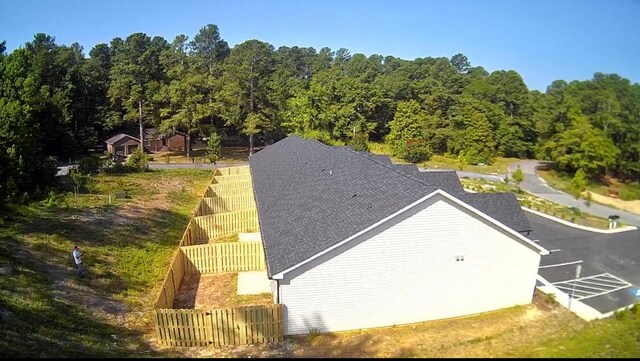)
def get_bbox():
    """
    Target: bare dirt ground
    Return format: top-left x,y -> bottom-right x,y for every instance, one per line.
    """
173,273 -> 272,309
168,290 -> 586,358
588,191 -> 640,215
